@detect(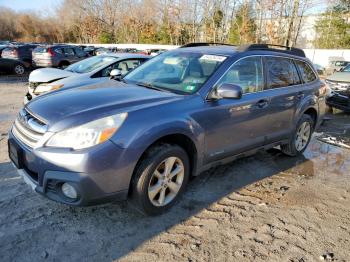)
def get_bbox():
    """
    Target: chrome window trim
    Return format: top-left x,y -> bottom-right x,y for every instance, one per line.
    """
206,54 -> 319,99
